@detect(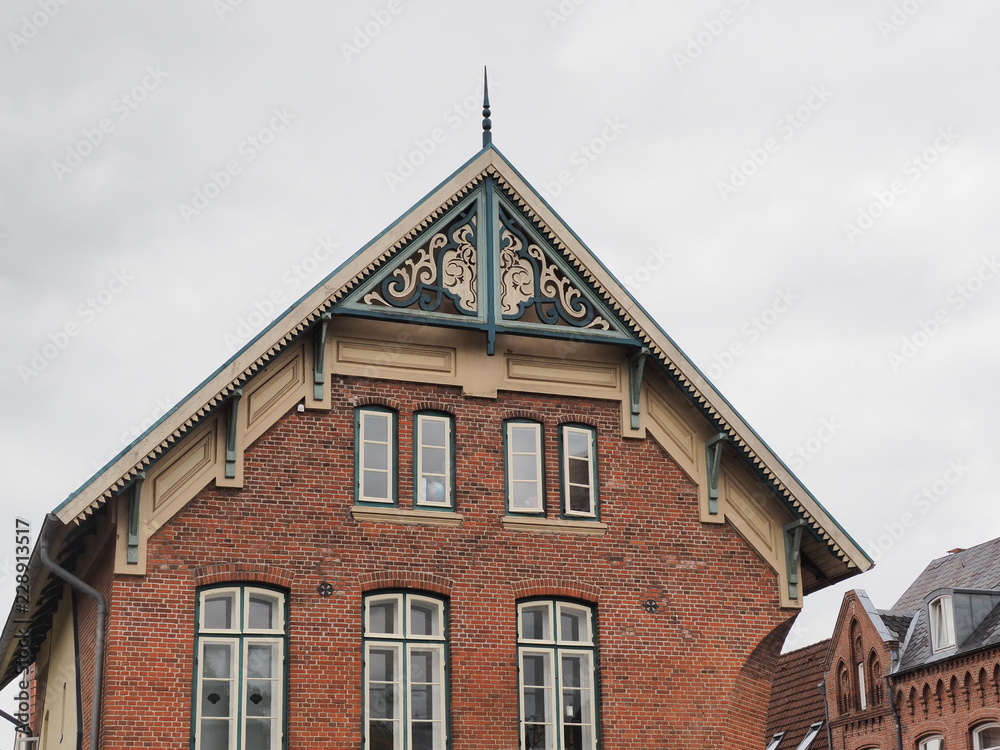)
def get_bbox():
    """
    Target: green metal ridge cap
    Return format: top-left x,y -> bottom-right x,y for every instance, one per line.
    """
54,147 -> 501,523
486,145 -> 872,573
